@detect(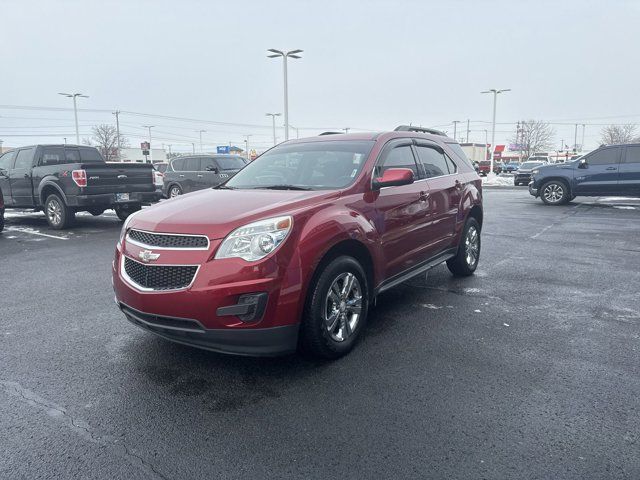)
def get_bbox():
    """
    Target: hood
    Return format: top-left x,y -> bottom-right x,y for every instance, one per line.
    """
130,188 -> 339,239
